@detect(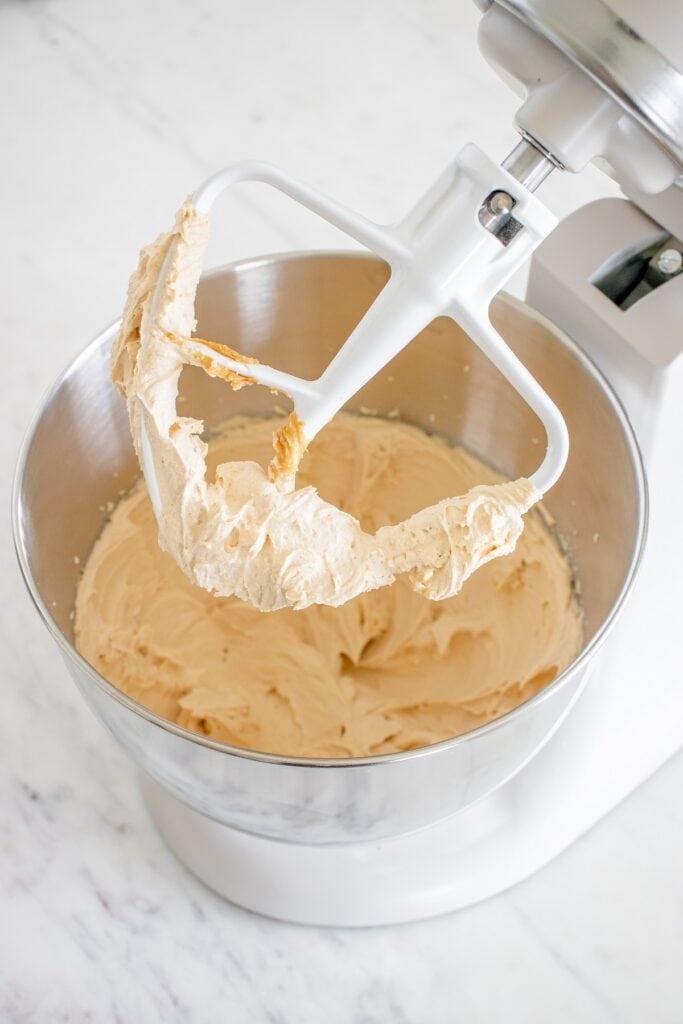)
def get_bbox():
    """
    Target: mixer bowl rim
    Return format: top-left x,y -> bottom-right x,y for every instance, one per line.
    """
12,250 -> 648,770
